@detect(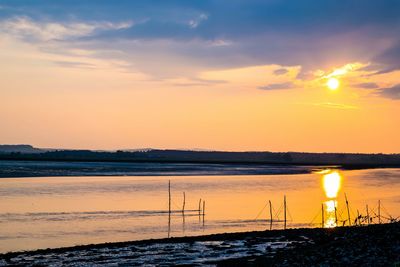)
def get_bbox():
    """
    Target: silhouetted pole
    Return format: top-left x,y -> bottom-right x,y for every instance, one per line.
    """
198,198 -> 202,222
345,193 -> 351,226
269,200 -> 273,230
284,195 -> 287,230
198,198 -> 202,214
168,180 -> 171,215
378,200 -> 381,224
366,204 -> 370,225
322,203 -> 325,228
357,209 -> 360,226
182,192 -> 186,214
202,200 -> 205,227
334,205 -> 338,226
168,180 -> 171,238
